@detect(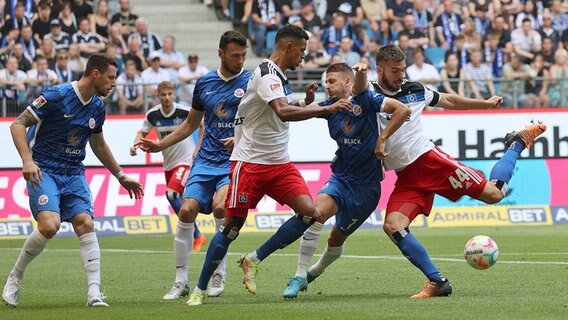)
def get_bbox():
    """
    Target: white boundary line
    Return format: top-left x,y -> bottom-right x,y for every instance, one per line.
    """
1,248 -> 567,265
